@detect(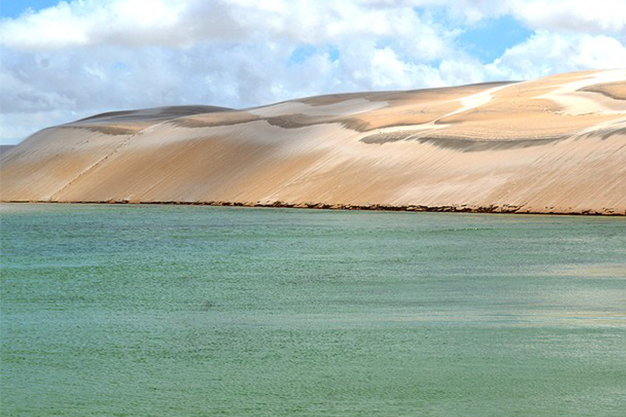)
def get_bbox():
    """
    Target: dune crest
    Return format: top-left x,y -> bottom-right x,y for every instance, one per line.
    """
1,70 -> 625,215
